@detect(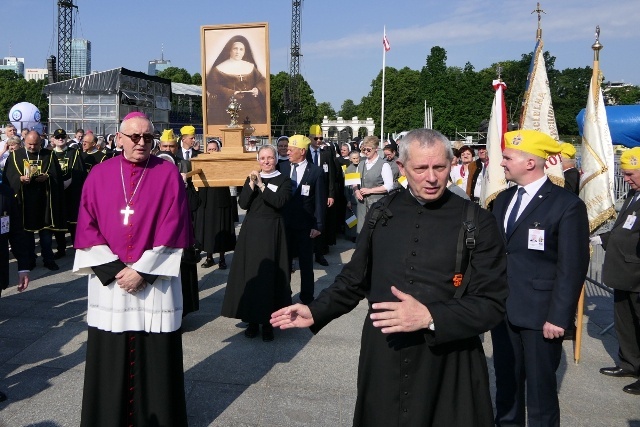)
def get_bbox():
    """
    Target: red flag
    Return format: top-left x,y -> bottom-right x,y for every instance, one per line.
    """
383,34 -> 390,52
